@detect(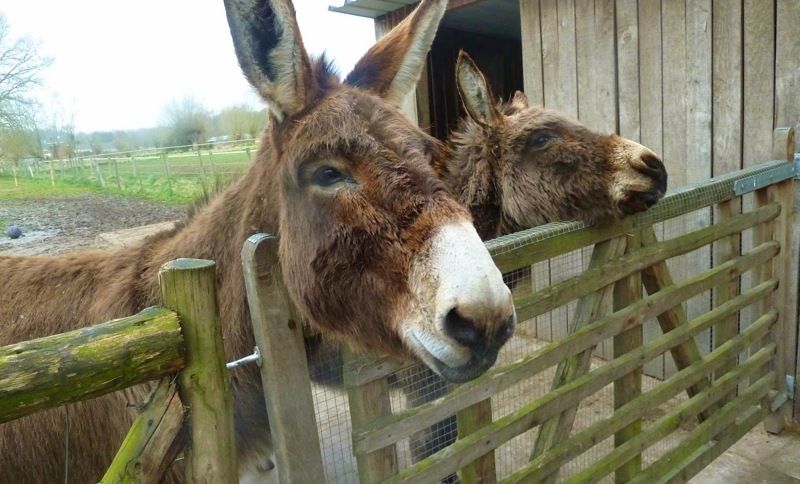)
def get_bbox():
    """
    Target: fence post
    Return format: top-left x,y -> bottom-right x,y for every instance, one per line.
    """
613,232 -> 643,482
93,160 -> 106,187
161,153 -> 173,194
764,126 -> 795,433
159,259 -> 238,483
48,162 -> 55,187
345,350 -> 398,484
457,398 -> 496,483
131,156 -> 142,190
712,198 -> 742,406
112,158 -> 122,190
241,234 -> 326,484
